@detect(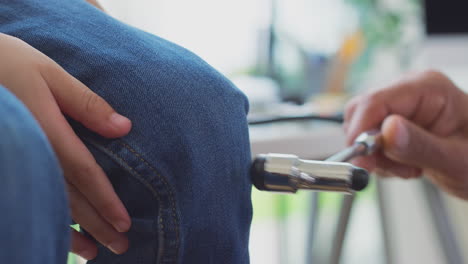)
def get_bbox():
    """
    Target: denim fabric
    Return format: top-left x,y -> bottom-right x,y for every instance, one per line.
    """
0,85 -> 70,264
0,1 -> 252,263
